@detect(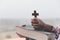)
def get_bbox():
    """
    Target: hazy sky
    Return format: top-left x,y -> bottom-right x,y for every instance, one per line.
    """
0,0 -> 60,19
